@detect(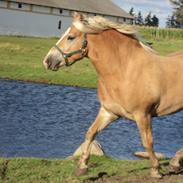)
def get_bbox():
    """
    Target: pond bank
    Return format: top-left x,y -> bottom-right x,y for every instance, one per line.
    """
0,156 -> 182,183
0,77 -> 96,89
